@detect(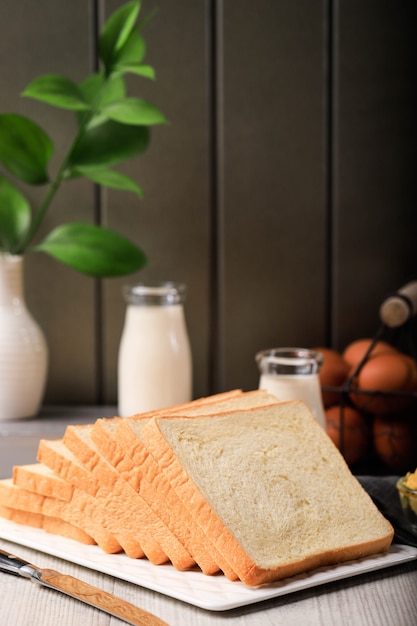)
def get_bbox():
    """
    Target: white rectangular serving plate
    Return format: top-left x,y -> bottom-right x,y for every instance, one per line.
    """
1,518 -> 416,612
